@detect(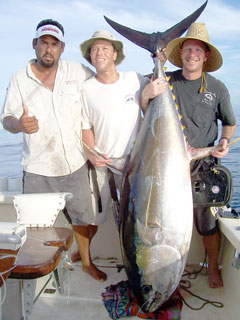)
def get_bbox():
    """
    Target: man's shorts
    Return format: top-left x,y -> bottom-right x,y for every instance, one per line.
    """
193,206 -> 218,236
89,166 -> 122,225
23,163 -> 103,226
